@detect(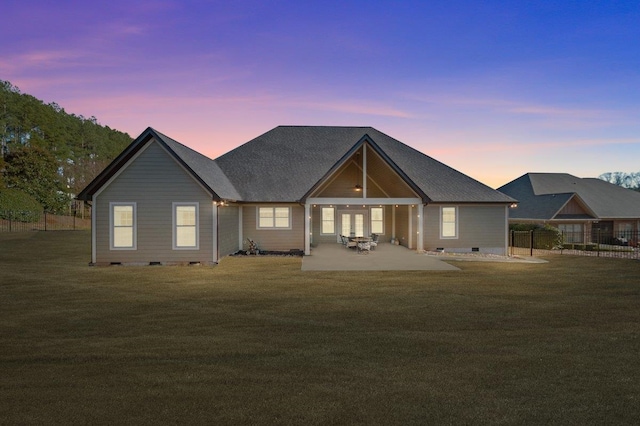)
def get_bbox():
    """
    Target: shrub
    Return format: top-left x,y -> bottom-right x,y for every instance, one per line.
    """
0,188 -> 43,222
